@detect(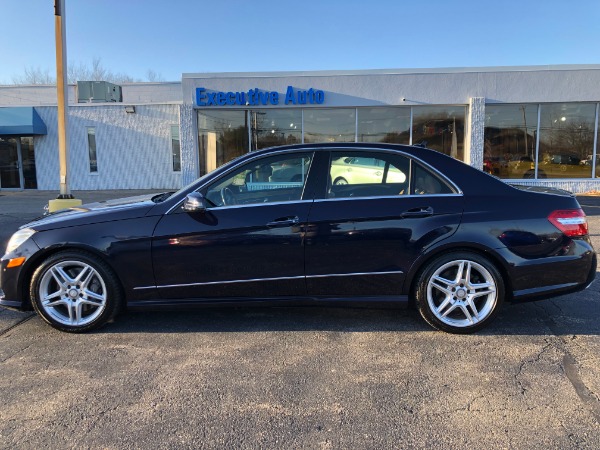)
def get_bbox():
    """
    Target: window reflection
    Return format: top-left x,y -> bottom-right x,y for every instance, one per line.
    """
197,111 -> 248,175
538,103 -> 595,179
304,108 -> 356,143
357,107 -> 410,144
484,104 -> 539,179
251,109 -> 302,150
412,106 -> 466,161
